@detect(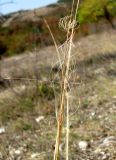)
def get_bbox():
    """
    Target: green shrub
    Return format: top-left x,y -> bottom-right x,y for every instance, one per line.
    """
13,119 -> 33,131
38,84 -> 55,100
77,0 -> 116,24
